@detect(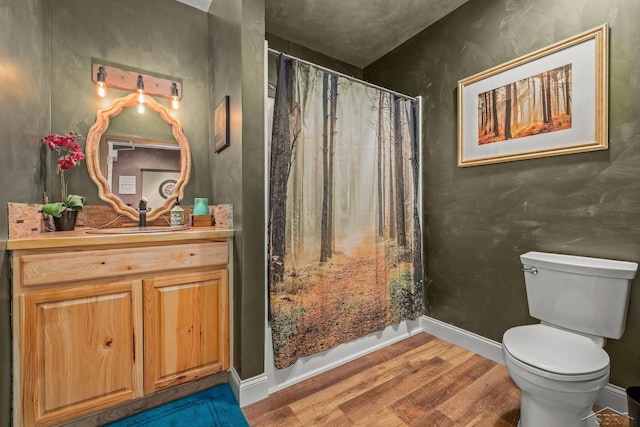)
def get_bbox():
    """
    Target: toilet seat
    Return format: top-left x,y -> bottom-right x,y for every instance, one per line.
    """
503,324 -> 610,381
